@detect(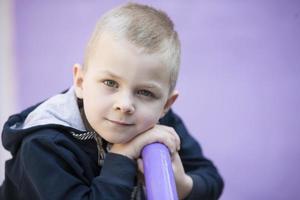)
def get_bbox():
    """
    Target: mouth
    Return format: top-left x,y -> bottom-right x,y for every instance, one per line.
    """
105,118 -> 134,126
